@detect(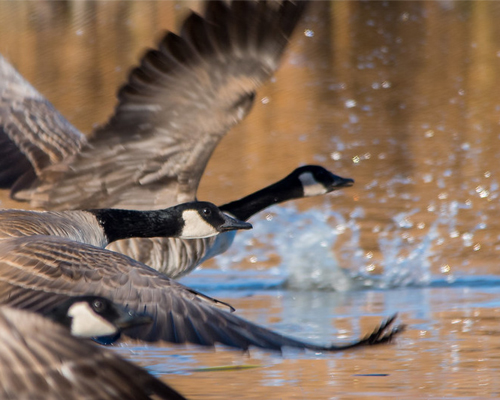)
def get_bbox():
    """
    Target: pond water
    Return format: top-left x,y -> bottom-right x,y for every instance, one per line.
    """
1,1 -> 500,398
